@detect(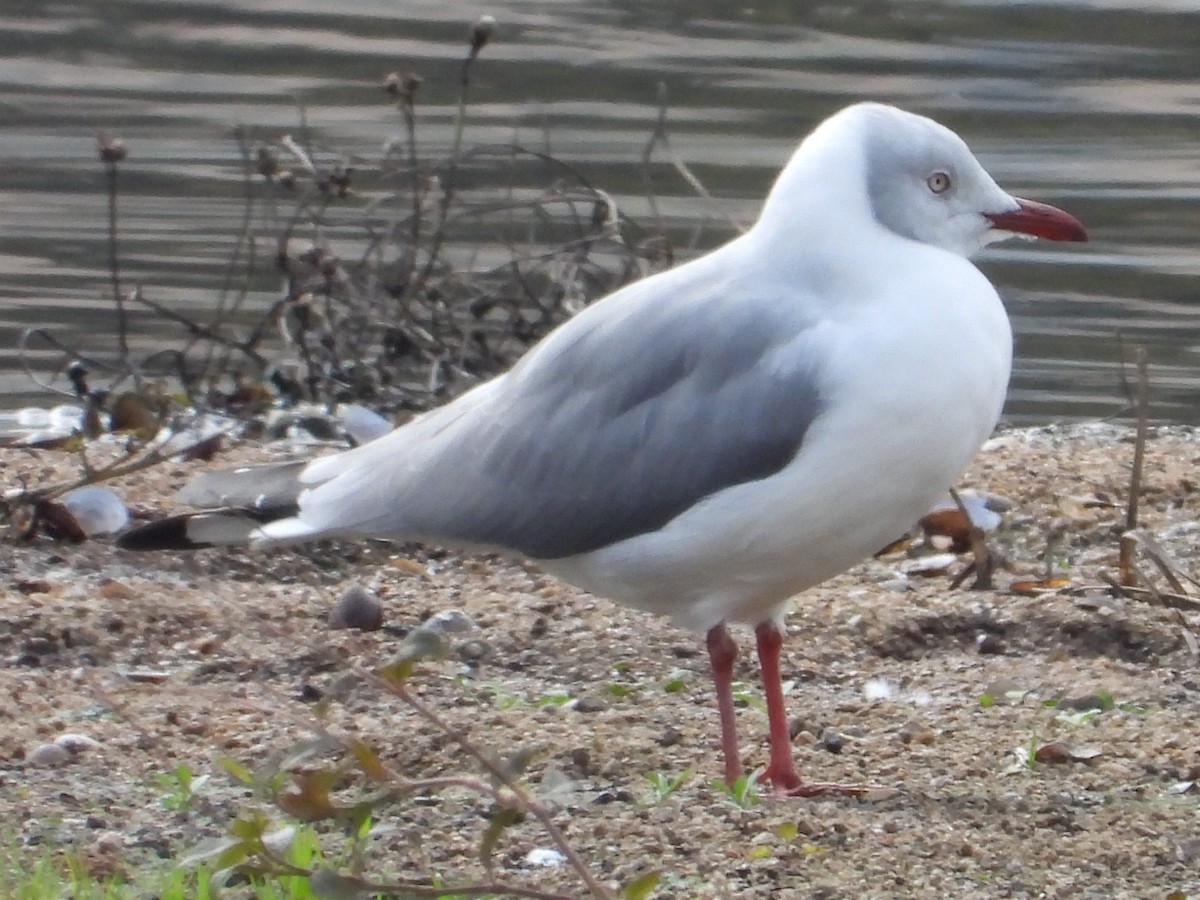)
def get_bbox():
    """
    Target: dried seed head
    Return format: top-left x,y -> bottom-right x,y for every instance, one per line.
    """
96,132 -> 128,164
298,246 -> 328,268
277,169 -> 296,189
66,361 -> 89,397
468,14 -> 496,57
384,71 -> 424,100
